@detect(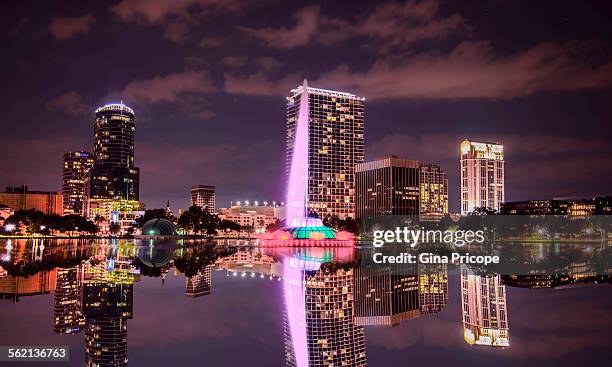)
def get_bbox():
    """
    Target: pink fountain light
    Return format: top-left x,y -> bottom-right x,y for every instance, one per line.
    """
286,79 -> 310,225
